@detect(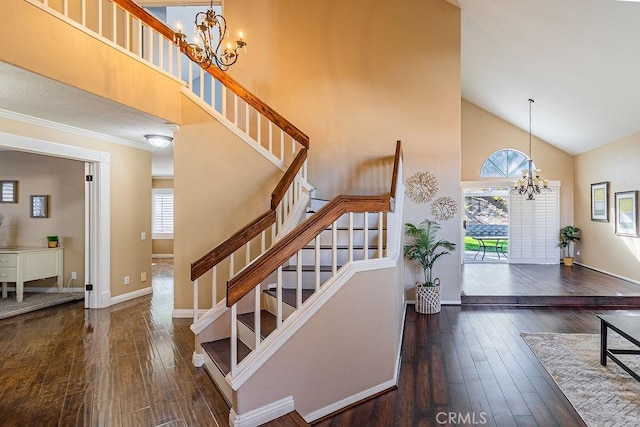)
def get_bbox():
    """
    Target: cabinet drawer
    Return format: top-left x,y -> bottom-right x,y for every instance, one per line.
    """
0,254 -> 17,267
0,268 -> 17,282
